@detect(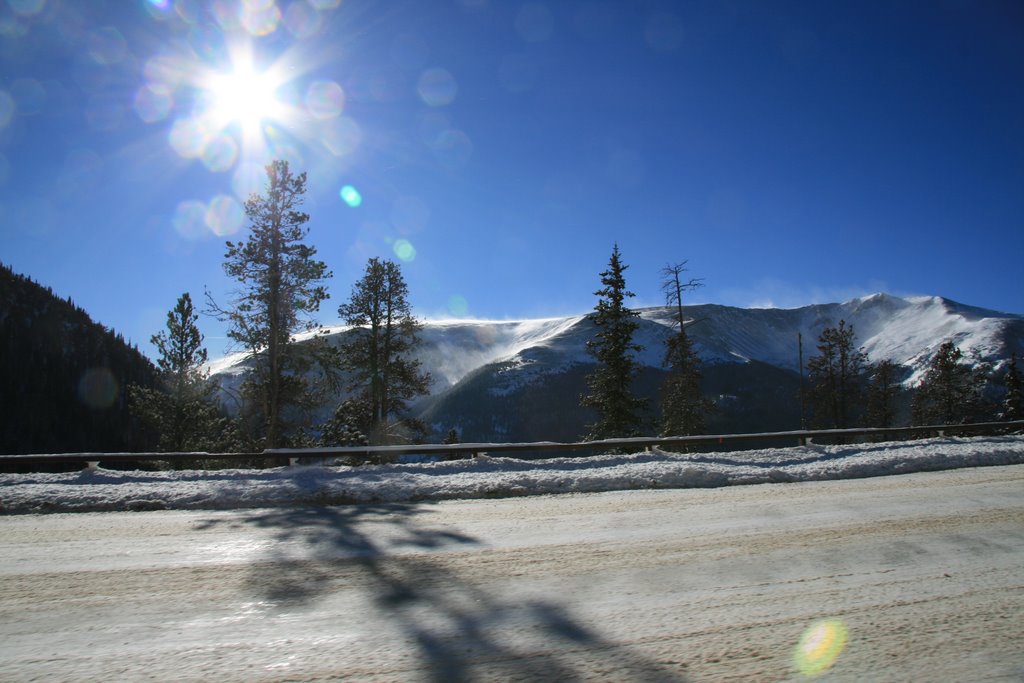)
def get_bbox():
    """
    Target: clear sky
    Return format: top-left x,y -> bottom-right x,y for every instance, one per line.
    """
2,0 -> 1022,361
